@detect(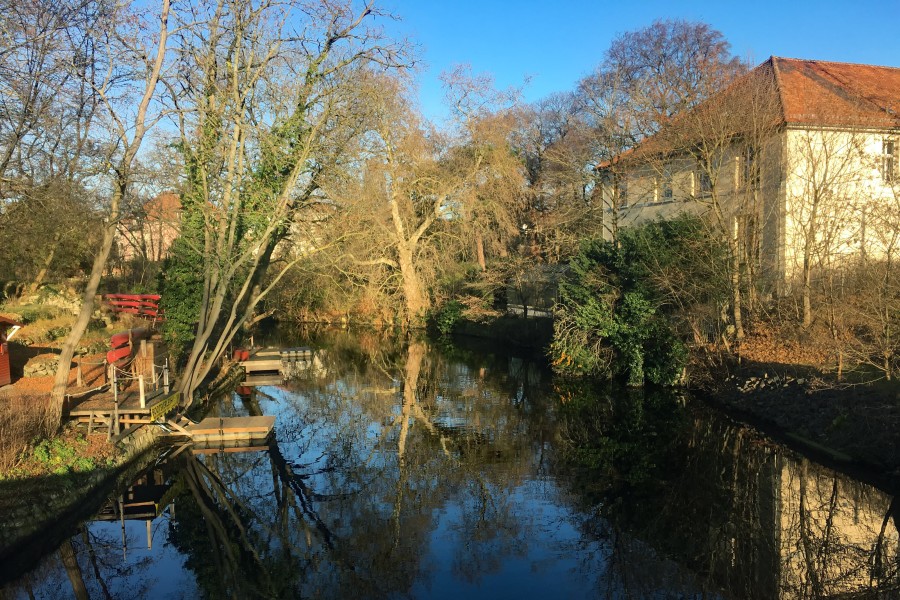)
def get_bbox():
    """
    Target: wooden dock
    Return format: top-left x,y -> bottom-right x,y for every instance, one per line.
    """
180,416 -> 275,444
239,347 -> 314,378
67,390 -> 180,440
